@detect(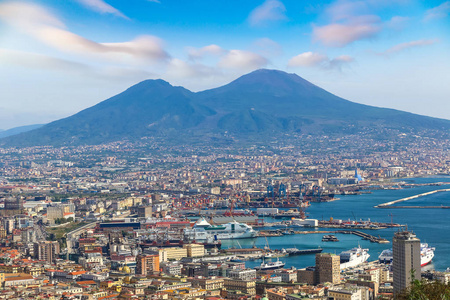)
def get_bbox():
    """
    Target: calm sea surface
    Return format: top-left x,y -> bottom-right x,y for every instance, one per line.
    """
221,176 -> 450,271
